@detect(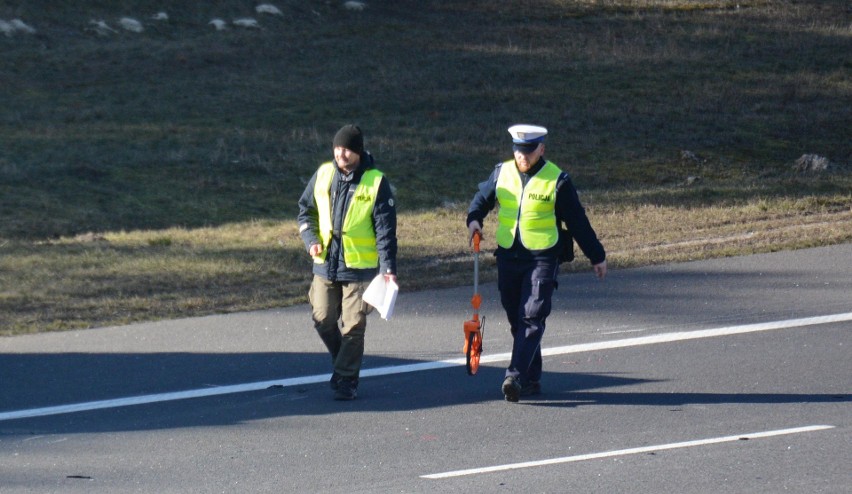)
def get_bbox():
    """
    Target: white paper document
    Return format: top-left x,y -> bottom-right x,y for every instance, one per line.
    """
362,274 -> 398,320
